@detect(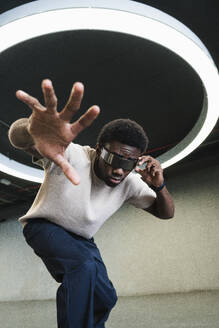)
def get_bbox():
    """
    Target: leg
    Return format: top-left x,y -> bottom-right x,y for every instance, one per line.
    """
56,260 -> 97,328
23,219 -> 99,328
91,250 -> 118,327
23,219 -> 117,328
